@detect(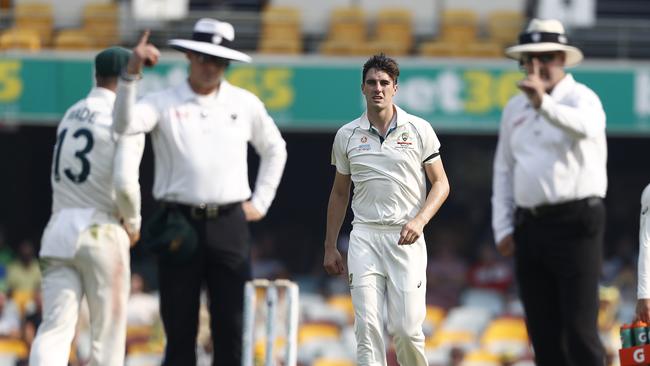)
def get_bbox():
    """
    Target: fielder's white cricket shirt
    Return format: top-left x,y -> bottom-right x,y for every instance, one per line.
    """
638,184 -> 650,298
51,87 -> 144,228
492,74 -> 607,243
114,79 -> 287,215
331,105 -> 441,226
